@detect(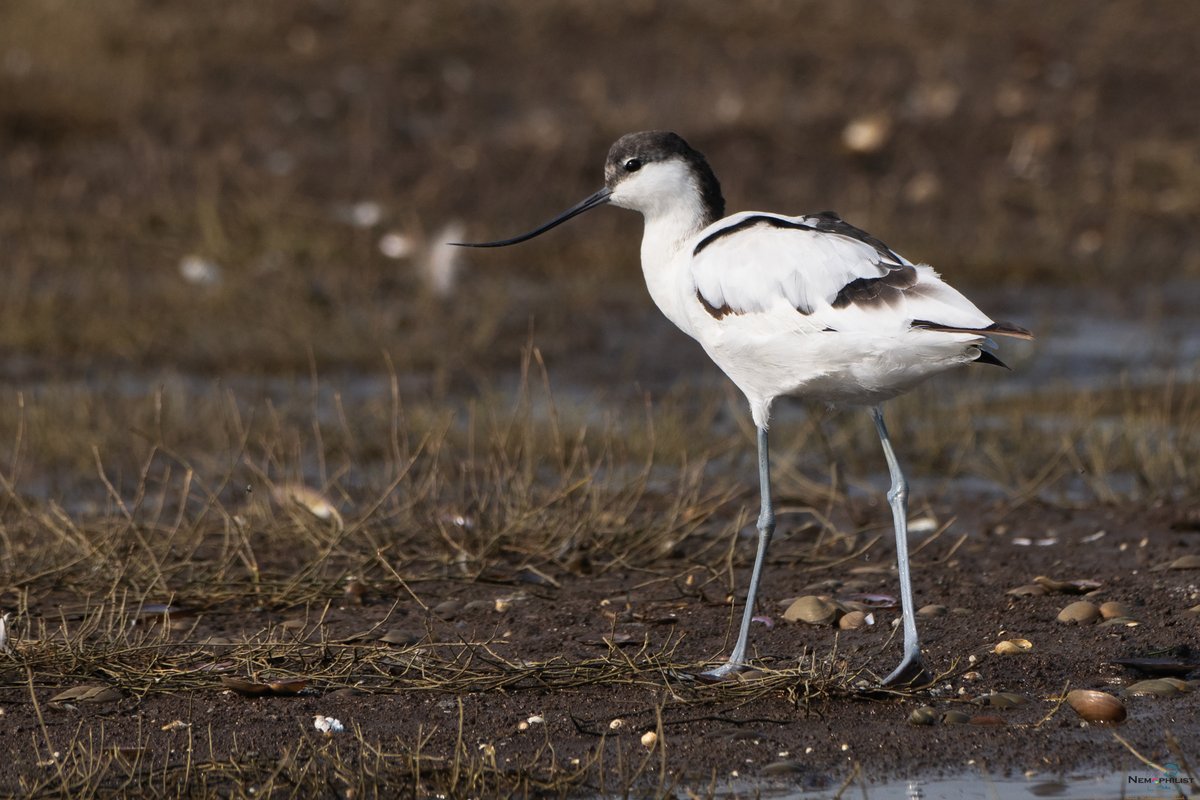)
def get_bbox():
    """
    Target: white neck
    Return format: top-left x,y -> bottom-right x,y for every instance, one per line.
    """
609,159 -> 714,334
637,205 -> 706,333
